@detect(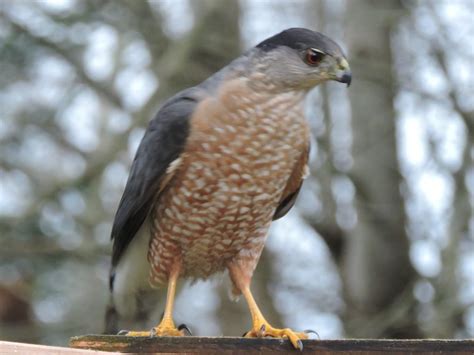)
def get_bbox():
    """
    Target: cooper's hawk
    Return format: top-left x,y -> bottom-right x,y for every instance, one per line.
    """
106,28 -> 351,350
